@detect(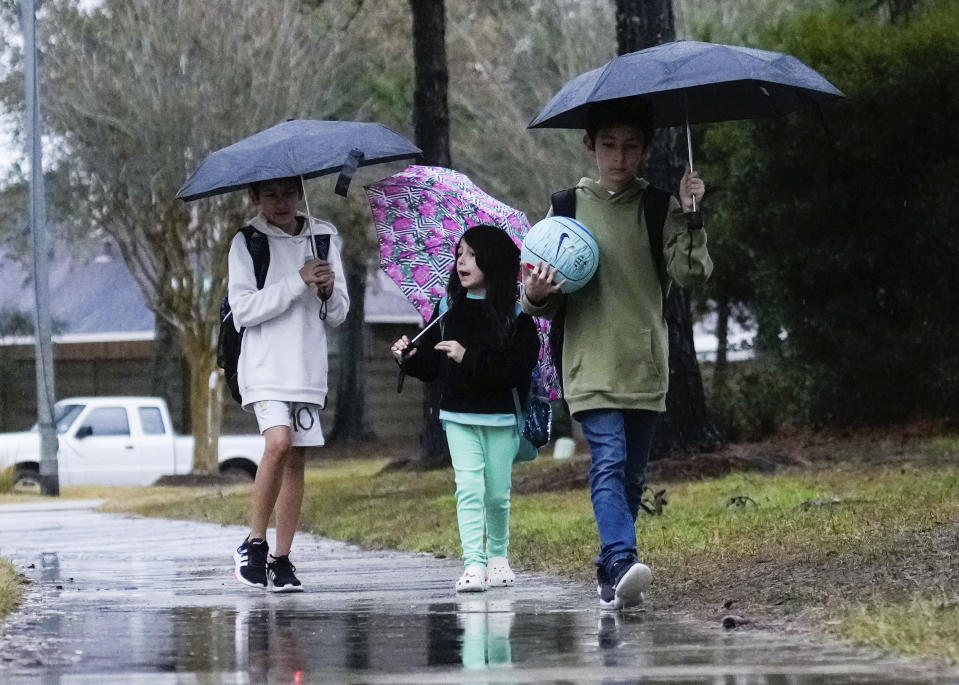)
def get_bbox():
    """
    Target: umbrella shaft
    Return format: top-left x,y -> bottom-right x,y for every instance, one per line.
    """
685,115 -> 696,212
410,308 -> 448,345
